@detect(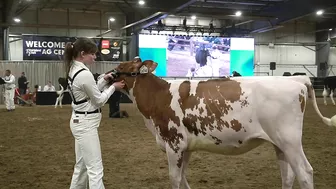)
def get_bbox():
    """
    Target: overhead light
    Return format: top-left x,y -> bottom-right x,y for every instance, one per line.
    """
235,11 -> 242,16
316,10 -> 324,15
329,28 -> 333,31
139,0 -> 145,5
109,17 -> 115,22
191,15 -> 196,20
13,18 -> 21,23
